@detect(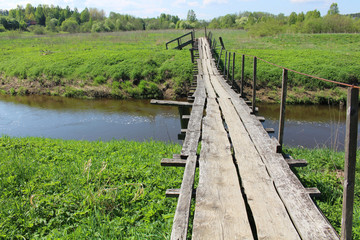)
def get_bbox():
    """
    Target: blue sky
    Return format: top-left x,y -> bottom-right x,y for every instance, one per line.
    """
0,0 -> 358,20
